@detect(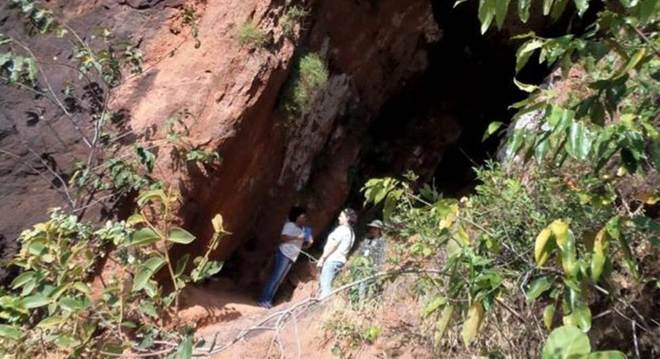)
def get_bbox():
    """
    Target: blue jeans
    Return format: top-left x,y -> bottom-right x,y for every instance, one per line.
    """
258,249 -> 293,306
319,260 -> 344,299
